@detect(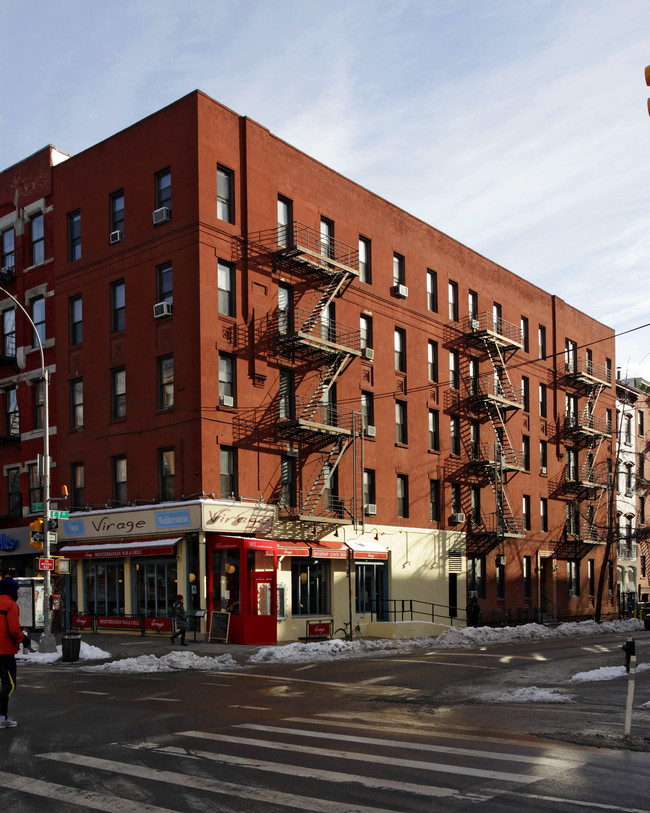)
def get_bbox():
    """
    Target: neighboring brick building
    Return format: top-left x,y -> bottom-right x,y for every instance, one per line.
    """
0,92 -> 618,641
